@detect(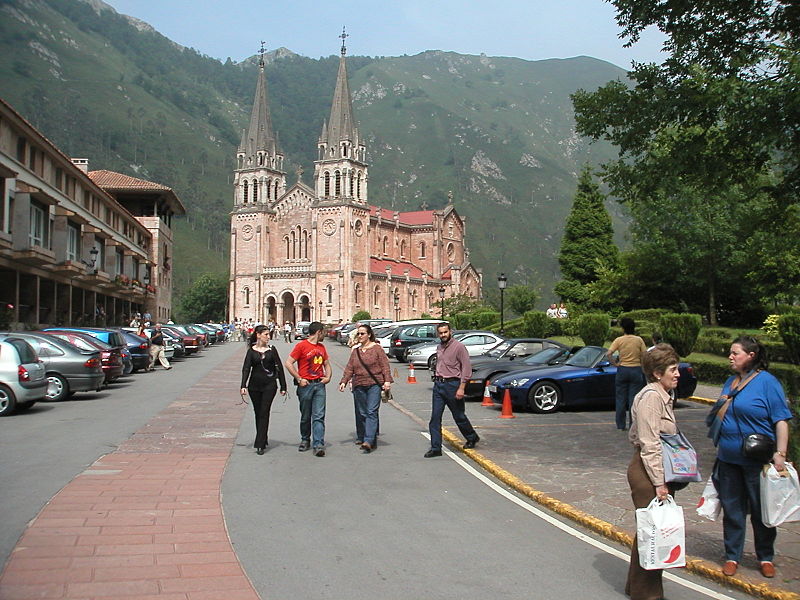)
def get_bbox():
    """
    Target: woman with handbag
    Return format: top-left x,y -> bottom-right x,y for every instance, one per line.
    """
338,324 -> 393,454
240,325 -> 287,454
710,336 -> 791,579
626,343 -> 684,600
